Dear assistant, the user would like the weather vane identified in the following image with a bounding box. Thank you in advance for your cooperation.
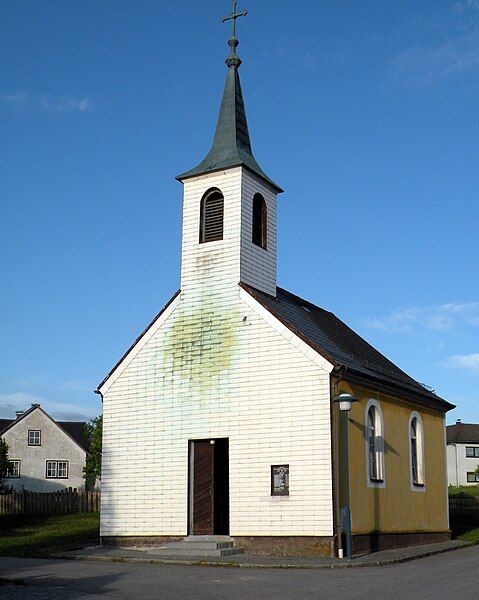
[221,0,248,68]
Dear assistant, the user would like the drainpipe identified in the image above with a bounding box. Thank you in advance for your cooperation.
[454,443,459,486]
[331,365,347,558]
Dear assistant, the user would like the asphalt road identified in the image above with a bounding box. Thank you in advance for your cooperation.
[0,545,478,600]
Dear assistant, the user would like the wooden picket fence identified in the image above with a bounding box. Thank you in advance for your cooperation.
[0,488,100,516]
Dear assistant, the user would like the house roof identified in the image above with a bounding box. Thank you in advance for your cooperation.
[176,35,282,192]
[0,405,90,452]
[0,419,12,433]
[57,421,90,452]
[241,283,454,413]
[447,423,479,444]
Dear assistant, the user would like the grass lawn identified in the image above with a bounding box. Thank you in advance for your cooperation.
[448,485,479,497]
[448,486,479,543]
[0,512,100,558]
[457,527,479,543]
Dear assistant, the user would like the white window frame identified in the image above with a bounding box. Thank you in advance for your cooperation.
[46,460,69,479]
[7,460,21,478]
[28,430,41,446]
[409,412,426,491]
[57,461,69,479]
[365,399,385,489]
[46,460,57,478]
[467,472,479,483]
[466,446,479,458]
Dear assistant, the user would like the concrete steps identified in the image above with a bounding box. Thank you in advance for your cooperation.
[152,536,244,558]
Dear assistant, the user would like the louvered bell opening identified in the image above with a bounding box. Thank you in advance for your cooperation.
[200,191,224,243]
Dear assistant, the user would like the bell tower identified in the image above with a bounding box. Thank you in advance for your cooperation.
[176,1,283,298]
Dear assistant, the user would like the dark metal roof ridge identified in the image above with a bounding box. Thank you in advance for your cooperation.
[96,290,181,392]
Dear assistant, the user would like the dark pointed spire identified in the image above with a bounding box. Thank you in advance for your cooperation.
[176,3,282,193]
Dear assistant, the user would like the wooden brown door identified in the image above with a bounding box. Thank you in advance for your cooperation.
[192,441,214,535]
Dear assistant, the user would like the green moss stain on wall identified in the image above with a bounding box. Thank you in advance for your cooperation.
[162,296,239,397]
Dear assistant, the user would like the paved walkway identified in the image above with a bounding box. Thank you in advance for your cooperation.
[58,539,466,568]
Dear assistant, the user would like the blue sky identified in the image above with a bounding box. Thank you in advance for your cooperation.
[1,0,478,423]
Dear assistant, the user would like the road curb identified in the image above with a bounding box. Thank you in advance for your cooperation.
[54,540,472,569]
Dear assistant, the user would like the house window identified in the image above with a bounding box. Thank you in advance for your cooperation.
[46,461,57,478]
[466,447,479,458]
[57,461,69,478]
[252,193,267,249]
[7,460,20,478]
[199,188,224,243]
[467,472,479,483]
[410,414,425,487]
[366,404,384,482]
[46,461,69,479]
[28,430,41,446]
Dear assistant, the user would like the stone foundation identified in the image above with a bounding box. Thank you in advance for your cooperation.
[101,535,335,556]
[233,536,335,557]
[101,536,183,548]
[101,531,451,557]
[351,531,451,555]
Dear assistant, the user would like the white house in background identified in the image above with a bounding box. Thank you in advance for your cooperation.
[0,403,90,492]
[446,421,479,486]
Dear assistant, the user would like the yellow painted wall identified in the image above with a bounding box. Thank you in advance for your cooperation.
[336,381,449,534]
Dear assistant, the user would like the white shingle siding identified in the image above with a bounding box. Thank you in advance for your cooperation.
[239,170,277,296]
[101,287,334,537]
[100,166,334,538]
[180,168,277,297]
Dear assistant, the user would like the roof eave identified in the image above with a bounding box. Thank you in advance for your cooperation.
[339,369,455,413]
[176,163,284,194]
[96,290,181,393]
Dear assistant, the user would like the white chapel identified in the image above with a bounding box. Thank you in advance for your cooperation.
[97,4,452,557]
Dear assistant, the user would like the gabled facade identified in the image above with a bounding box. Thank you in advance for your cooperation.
[1,404,89,492]
[446,421,479,486]
[98,10,453,556]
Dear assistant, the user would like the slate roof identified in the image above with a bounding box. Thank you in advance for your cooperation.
[176,53,282,192]
[57,421,90,452]
[242,283,454,412]
[447,423,479,444]
[0,419,12,434]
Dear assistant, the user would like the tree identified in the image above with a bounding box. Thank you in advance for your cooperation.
[0,439,13,495]
[83,415,102,489]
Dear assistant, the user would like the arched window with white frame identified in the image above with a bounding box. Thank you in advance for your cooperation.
[409,412,425,489]
[365,399,385,488]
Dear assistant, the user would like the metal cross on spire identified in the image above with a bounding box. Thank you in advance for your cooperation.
[221,0,248,38]
[221,0,248,68]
